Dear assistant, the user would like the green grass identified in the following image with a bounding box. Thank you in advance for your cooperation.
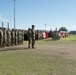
[24,34,76,44]
[0,34,76,75]
[0,51,76,75]
[40,34,76,44]
[60,34,76,41]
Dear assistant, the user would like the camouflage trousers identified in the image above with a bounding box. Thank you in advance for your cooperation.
[7,38,11,46]
[32,36,35,48]
[11,37,15,46]
[28,36,32,47]
[0,39,3,47]
[15,37,18,45]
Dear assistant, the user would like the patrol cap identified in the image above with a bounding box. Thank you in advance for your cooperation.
[28,28,30,30]
[32,25,35,27]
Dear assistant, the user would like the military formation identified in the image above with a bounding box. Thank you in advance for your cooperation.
[0,27,24,48]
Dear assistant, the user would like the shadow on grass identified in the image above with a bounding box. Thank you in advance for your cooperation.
[0,46,30,52]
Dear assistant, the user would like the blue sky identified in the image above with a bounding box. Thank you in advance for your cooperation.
[0,0,76,31]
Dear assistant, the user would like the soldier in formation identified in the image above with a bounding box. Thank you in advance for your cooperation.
[0,27,3,47]
[7,28,11,46]
[18,29,20,45]
[28,28,32,48]
[11,29,15,46]
[2,28,5,47]
[0,27,24,48]
[21,30,24,44]
[15,29,18,45]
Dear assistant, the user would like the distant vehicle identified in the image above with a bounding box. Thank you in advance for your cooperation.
[69,31,76,34]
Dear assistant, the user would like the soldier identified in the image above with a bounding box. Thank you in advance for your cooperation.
[19,30,22,45]
[20,29,22,45]
[28,28,32,48]
[11,29,15,46]
[15,29,18,46]
[20,30,24,44]
[0,28,3,48]
[52,31,55,41]
[18,29,22,45]
[18,29,20,45]
[3,28,6,47]
[7,28,11,46]
[31,25,36,49]
[22,30,24,44]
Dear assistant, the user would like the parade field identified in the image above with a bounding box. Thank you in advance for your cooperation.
[0,34,76,75]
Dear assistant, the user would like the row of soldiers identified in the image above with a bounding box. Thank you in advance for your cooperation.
[0,27,24,48]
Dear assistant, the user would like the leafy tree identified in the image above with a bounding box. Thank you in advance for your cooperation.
[59,27,67,31]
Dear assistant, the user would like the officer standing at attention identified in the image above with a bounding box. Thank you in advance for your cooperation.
[28,28,32,48]
[31,25,36,49]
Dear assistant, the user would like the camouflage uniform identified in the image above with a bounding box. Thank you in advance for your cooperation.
[11,29,15,46]
[22,30,24,44]
[28,28,32,48]
[20,30,24,44]
[18,29,20,45]
[15,29,18,45]
[31,25,35,48]
[7,29,11,46]
[20,30,22,44]
[3,28,6,47]
[0,28,3,47]
[52,31,55,41]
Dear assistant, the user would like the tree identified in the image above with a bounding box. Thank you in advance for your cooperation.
[59,27,67,31]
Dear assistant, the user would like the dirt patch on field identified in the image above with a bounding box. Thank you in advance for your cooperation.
[34,44,76,61]
[0,43,76,61]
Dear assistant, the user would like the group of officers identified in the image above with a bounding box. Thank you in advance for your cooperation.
[28,25,36,49]
[52,31,60,41]
[0,27,24,48]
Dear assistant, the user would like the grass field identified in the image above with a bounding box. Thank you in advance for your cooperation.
[24,34,76,44]
[0,34,76,75]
